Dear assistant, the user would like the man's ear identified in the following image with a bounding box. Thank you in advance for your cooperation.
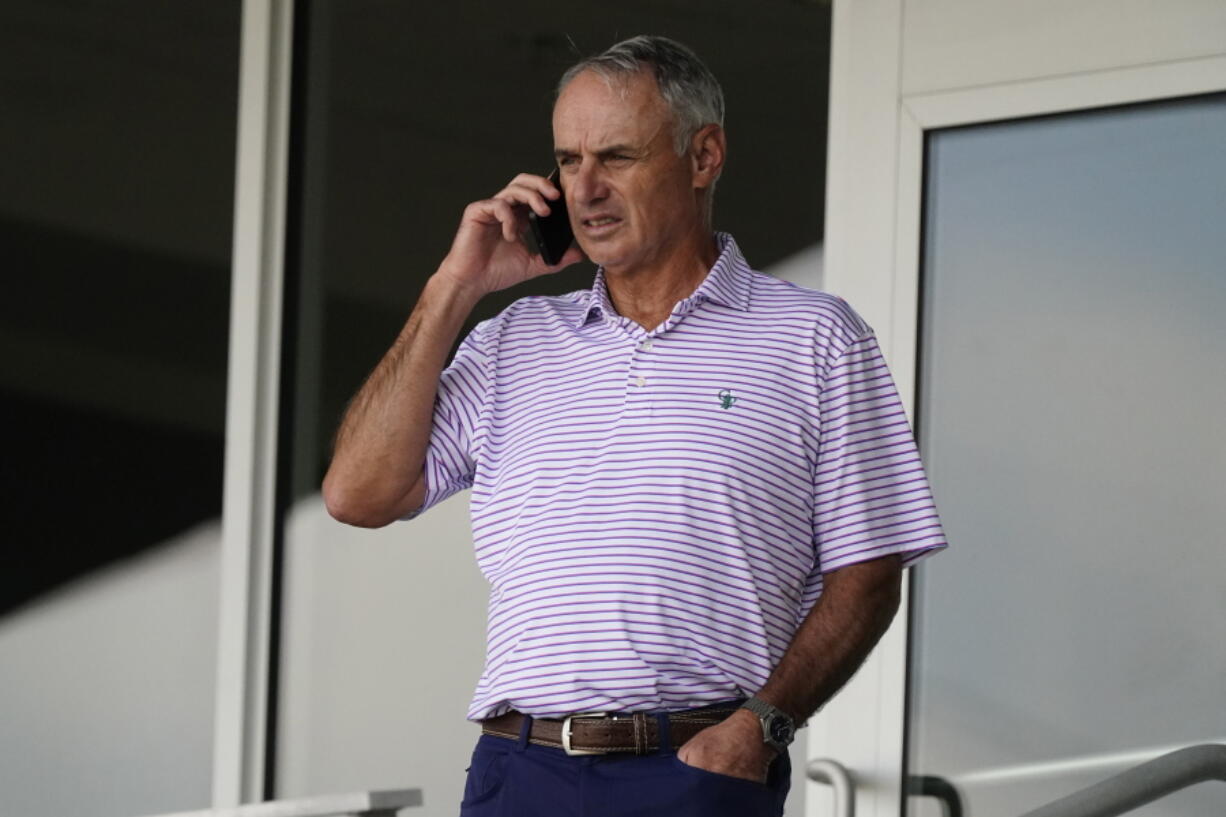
[690,123,726,191]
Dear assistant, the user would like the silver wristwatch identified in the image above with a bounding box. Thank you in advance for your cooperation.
[740,696,797,753]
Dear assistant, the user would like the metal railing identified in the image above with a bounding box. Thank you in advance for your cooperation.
[1018,743,1226,817]
[807,744,1225,817]
[807,758,856,817]
[907,774,964,817]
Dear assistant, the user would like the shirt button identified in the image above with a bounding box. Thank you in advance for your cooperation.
[642,339,654,351]
[635,376,646,387]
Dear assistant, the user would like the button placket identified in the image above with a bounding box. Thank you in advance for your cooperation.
[629,344,648,391]
[628,330,664,423]
[626,332,656,417]
[630,331,657,389]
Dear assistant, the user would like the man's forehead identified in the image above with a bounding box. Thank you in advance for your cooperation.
[552,69,671,148]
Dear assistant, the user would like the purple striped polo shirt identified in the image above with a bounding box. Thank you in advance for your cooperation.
[406,232,947,721]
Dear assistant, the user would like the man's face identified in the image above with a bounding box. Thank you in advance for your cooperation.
[552,69,702,273]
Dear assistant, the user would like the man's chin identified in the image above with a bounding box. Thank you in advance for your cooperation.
[574,240,618,270]
[576,235,647,274]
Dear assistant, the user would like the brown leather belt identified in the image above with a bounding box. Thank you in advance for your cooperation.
[481,705,742,756]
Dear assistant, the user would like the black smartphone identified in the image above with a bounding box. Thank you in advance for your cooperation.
[527,168,574,266]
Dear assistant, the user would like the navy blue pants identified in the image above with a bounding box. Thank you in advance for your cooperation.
[459,707,791,816]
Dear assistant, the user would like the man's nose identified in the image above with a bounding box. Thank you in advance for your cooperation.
[571,160,609,206]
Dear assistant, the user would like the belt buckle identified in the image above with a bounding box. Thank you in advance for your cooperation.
[561,711,609,756]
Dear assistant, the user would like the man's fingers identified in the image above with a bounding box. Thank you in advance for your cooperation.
[455,172,567,264]
[508,172,560,200]
[493,172,562,216]
[488,199,521,242]
[493,181,555,217]
[465,198,523,242]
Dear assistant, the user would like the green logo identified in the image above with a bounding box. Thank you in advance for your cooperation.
[718,389,737,409]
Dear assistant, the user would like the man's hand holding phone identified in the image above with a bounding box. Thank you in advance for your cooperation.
[436,171,583,300]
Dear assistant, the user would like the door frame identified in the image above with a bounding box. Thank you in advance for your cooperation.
[809,3,1226,814]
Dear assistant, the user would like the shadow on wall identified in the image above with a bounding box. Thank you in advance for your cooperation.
[0,216,229,617]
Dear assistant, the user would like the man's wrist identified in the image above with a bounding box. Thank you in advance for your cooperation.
[428,267,488,309]
[726,709,781,756]
[739,696,798,753]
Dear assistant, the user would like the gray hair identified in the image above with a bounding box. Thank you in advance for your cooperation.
[557,35,725,156]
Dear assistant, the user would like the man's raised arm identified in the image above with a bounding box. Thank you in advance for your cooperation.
[322,273,481,527]
[322,173,583,528]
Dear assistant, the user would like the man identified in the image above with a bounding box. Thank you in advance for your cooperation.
[323,35,946,816]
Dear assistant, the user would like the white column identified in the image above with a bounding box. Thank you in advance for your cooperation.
[214,0,294,806]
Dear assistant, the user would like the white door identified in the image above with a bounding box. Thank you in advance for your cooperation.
[809,44,1226,817]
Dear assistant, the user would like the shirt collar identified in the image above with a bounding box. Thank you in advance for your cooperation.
[576,232,753,327]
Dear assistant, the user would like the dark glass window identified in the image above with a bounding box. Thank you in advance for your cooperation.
[0,3,241,815]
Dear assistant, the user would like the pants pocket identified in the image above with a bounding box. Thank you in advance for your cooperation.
[460,737,511,812]
[669,752,790,817]
[671,754,773,790]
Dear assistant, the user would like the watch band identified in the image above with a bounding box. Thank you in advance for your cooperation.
[740,696,797,751]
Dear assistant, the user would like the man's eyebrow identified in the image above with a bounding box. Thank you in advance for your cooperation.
[553,144,639,160]
[597,144,638,156]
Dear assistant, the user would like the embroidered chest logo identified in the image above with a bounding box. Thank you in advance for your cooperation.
[717,389,737,409]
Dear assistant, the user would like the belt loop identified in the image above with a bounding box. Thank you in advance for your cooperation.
[632,712,647,755]
[654,712,673,756]
[515,712,533,753]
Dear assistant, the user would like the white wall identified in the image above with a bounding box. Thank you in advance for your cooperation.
[274,493,487,814]
[0,523,219,817]
[899,0,1226,95]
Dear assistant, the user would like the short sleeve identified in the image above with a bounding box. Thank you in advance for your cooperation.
[400,321,492,521]
[799,325,947,608]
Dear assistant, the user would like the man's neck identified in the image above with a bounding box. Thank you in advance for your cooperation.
[603,231,721,332]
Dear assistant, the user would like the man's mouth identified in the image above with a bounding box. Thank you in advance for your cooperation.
[581,215,621,228]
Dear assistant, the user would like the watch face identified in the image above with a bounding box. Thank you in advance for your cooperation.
[768,716,794,745]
